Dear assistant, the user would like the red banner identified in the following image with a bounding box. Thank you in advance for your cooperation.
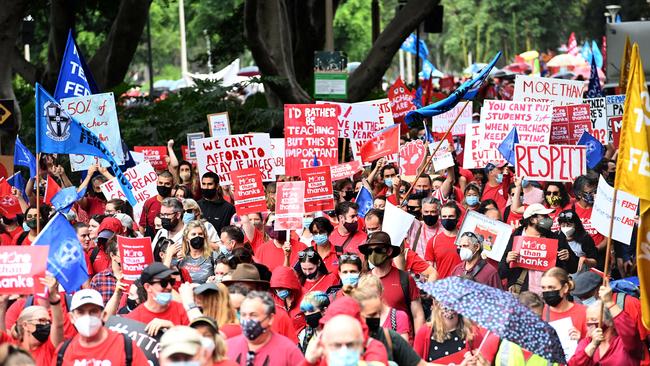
[360,125,400,163]
[330,161,363,181]
[284,104,340,177]
[399,140,426,176]
[388,77,416,126]
[301,166,334,213]
[117,236,154,284]
[275,181,305,231]
[134,146,168,171]
[510,236,557,272]
[0,246,49,295]
[550,104,592,145]
[231,168,267,216]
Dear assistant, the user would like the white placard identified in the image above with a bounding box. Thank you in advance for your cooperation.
[100,161,158,223]
[456,210,512,262]
[270,138,285,176]
[207,112,231,136]
[592,176,638,245]
[383,201,415,248]
[431,101,473,136]
[513,75,586,106]
[514,144,586,182]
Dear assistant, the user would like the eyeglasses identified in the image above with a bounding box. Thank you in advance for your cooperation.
[298,251,316,260]
[545,191,560,197]
[339,253,359,261]
[461,231,483,244]
[559,211,574,220]
[151,278,176,288]
[407,206,421,211]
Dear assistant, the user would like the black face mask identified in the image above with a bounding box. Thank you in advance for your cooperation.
[189,236,205,249]
[343,191,355,201]
[2,217,15,225]
[440,218,458,231]
[126,297,138,310]
[25,219,38,230]
[305,271,319,280]
[422,215,439,227]
[161,217,178,231]
[343,221,358,235]
[201,188,217,200]
[157,185,172,198]
[365,317,381,333]
[408,209,422,220]
[32,323,51,343]
[542,290,563,307]
[265,226,287,242]
[305,312,322,329]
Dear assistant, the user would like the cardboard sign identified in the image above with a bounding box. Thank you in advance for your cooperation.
[0,155,13,179]
[510,236,558,271]
[583,97,608,145]
[207,112,231,136]
[316,101,382,139]
[514,144,586,182]
[388,77,416,124]
[550,104,592,145]
[275,181,305,230]
[513,75,586,106]
[330,160,363,181]
[186,132,205,159]
[399,140,426,175]
[231,168,267,216]
[592,176,639,245]
[431,101,473,136]
[606,94,625,147]
[357,98,394,126]
[61,92,125,171]
[383,202,415,248]
[0,246,48,295]
[270,138,285,176]
[480,100,552,149]
[195,133,274,186]
[463,123,505,169]
[181,145,195,165]
[105,316,160,366]
[456,210,512,262]
[284,104,340,176]
[301,166,334,213]
[100,161,158,223]
[117,236,153,284]
[133,146,168,171]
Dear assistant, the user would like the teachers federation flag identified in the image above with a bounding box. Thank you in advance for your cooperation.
[613,43,650,328]
[53,30,98,100]
[35,83,137,206]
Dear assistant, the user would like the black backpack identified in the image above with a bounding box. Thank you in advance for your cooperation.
[56,333,132,366]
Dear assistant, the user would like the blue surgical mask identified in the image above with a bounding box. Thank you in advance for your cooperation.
[341,273,360,286]
[496,174,503,184]
[220,245,231,257]
[384,178,393,188]
[276,289,290,299]
[22,222,30,232]
[155,292,172,306]
[313,233,328,246]
[182,212,195,224]
[465,196,479,206]
[581,296,597,307]
[521,178,530,188]
[329,347,361,366]
[303,217,314,229]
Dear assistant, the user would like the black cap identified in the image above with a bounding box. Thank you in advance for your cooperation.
[572,271,603,298]
[193,282,219,295]
[140,262,179,284]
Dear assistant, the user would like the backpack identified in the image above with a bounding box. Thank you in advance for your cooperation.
[15,231,30,246]
[398,269,413,323]
[56,333,132,366]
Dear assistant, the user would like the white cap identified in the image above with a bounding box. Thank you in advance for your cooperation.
[70,289,105,311]
[523,203,555,219]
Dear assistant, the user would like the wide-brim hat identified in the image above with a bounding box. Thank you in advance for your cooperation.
[358,232,400,258]
[221,263,270,289]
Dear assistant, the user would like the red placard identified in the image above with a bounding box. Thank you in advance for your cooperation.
[509,236,557,271]
[609,116,623,148]
[117,236,154,284]
[399,140,426,175]
[181,145,196,165]
[301,166,334,213]
[439,76,455,91]
[274,181,305,231]
[388,77,416,125]
[231,168,267,216]
[360,124,400,163]
[0,246,49,295]
[330,161,363,181]
[284,104,340,177]
[134,146,168,170]
[550,104,592,145]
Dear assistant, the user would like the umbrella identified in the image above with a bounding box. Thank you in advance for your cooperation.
[546,53,586,68]
[503,62,531,74]
[237,65,259,77]
[519,50,539,61]
[419,276,566,364]
[573,65,606,80]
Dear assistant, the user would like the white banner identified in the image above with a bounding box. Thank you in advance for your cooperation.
[431,101,473,136]
[100,161,158,223]
[592,176,638,245]
[514,144,586,182]
[513,75,586,106]
[456,210,513,262]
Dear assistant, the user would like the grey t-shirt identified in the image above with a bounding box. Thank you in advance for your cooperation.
[180,255,214,284]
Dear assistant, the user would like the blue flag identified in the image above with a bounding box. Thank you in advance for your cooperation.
[35,83,137,206]
[420,59,438,79]
[51,186,87,213]
[591,40,603,69]
[14,136,37,178]
[577,131,605,169]
[413,86,423,109]
[581,41,592,64]
[355,186,373,219]
[405,51,501,124]
[586,55,603,98]
[312,154,319,167]
[53,30,98,100]
[498,128,519,166]
[423,121,434,144]
[33,213,89,292]
[7,173,28,202]
[400,34,429,59]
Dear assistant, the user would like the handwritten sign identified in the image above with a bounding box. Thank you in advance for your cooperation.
[0,246,48,295]
[510,236,557,271]
[592,176,638,245]
[100,161,158,223]
[606,94,625,147]
[207,112,231,136]
[301,166,334,213]
[357,98,394,126]
[388,77,416,124]
[514,144,586,182]
[275,181,305,231]
[133,146,168,171]
[456,210,512,262]
[316,101,382,139]
[284,104,340,176]
[61,92,124,171]
[117,236,153,284]
[431,101,473,136]
[195,133,274,186]
[550,104,592,145]
[513,75,586,105]
[231,168,267,216]
[463,123,504,169]
[480,100,552,149]
[399,140,426,175]
[583,97,608,145]
[330,160,363,181]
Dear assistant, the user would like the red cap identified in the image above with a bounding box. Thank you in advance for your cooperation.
[97,217,124,236]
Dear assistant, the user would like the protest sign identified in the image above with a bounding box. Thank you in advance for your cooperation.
[383,202,415,248]
[106,316,160,366]
[0,246,48,295]
[360,125,400,164]
[388,77,416,125]
[316,101,382,139]
[431,101,473,136]
[480,100,552,148]
[181,145,195,165]
[514,144,586,182]
[100,161,158,223]
[456,210,512,261]
[592,176,638,245]
[330,160,363,181]
[399,140,426,175]
[61,92,124,171]
[510,236,558,271]
[463,123,505,169]
[583,97,608,144]
[606,94,625,147]
[275,181,305,231]
[207,112,231,136]
[231,168,267,216]
[284,104,340,176]
[432,152,455,172]
[549,317,578,361]
[195,133,275,185]
[117,236,153,284]
[186,132,205,159]
[513,75,586,105]
[133,146,168,171]
[550,104,592,145]
[357,98,394,126]
[270,138,285,176]
[301,166,334,212]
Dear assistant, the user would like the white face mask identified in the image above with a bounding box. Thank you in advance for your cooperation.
[561,226,576,238]
[74,315,103,338]
[459,247,474,261]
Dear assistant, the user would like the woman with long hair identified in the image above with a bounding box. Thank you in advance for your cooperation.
[293,248,339,294]
[557,209,599,271]
[193,282,241,339]
[178,220,214,284]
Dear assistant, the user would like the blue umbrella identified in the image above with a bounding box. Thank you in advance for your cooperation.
[419,276,566,364]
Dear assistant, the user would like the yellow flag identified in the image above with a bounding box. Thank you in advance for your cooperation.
[619,36,632,91]
[637,201,650,329]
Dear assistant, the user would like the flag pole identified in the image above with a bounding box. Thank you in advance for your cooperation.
[599,188,618,327]
[399,100,470,207]
[35,153,41,234]
[340,138,347,163]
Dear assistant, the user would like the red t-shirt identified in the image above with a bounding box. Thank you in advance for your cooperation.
[314,245,339,273]
[378,266,419,316]
[0,233,12,245]
[246,228,265,254]
[6,226,24,243]
[221,323,242,339]
[91,248,110,275]
[139,196,162,229]
[328,228,367,256]
[544,302,588,339]
[573,204,605,246]
[424,232,461,279]
[255,239,307,272]
[125,300,189,326]
[12,233,32,246]
[302,273,339,294]
[85,196,107,216]
[227,332,305,366]
[405,248,431,274]
[31,339,55,366]
[53,329,148,366]
[481,181,508,212]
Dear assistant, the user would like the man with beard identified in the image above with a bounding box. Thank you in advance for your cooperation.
[197,172,235,235]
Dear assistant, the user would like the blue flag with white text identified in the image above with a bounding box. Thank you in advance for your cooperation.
[356,186,373,219]
[577,131,605,169]
[53,30,98,100]
[400,34,429,59]
[14,136,37,178]
[498,128,519,166]
[35,83,137,206]
[33,213,89,292]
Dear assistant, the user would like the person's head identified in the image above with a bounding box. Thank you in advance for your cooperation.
[440,201,461,232]
[544,182,570,208]
[189,316,228,363]
[335,179,354,202]
[380,165,398,188]
[364,209,383,235]
[200,172,221,200]
[335,201,359,234]
[247,213,264,231]
[160,197,184,231]
[476,199,498,214]
[0,343,35,365]
[295,248,328,283]
[74,223,92,251]
[90,175,107,197]
[157,171,174,198]
[574,173,598,207]
[414,174,432,196]
[540,267,574,308]
[373,196,386,210]
[178,161,194,183]
[309,217,334,247]
[300,292,330,329]
[522,203,555,234]
[23,205,49,232]
[141,263,179,309]
[359,232,395,268]
[88,214,107,240]
[227,283,250,313]
[239,291,275,343]
[484,162,504,183]
[182,220,211,258]
[173,184,192,200]
[214,257,234,282]
[154,215,163,231]
[406,195,422,219]
[159,326,212,366]
[464,183,482,207]
[106,240,121,274]
[518,291,544,317]
[182,198,203,223]
[321,315,365,366]
[432,176,445,192]
[104,199,127,216]
[421,197,441,227]
[220,225,245,253]
[12,306,51,347]
[350,275,384,335]
[457,232,483,263]
[557,209,586,240]
[338,252,362,292]
[571,271,603,306]
[429,299,473,343]
[69,289,105,339]
[586,299,614,336]
[194,282,237,327]
[484,207,501,220]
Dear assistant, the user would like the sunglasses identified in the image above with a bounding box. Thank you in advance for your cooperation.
[559,211,574,219]
[461,231,482,242]
[339,253,360,261]
[152,278,176,288]
[298,251,316,260]
[545,191,560,196]
[365,246,388,255]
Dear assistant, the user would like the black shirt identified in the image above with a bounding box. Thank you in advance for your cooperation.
[371,328,422,365]
[197,198,236,234]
